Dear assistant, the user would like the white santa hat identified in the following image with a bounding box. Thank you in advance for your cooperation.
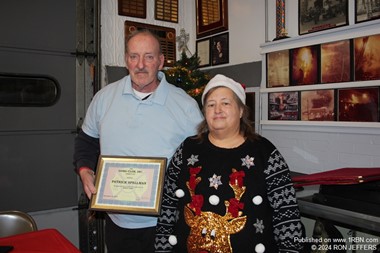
[201,74,246,105]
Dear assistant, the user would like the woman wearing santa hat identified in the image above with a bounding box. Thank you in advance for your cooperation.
[155,74,305,253]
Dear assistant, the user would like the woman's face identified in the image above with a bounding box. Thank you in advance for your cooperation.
[216,41,222,52]
[204,87,243,135]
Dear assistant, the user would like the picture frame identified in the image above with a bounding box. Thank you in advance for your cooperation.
[354,34,380,81]
[90,156,167,216]
[266,49,290,88]
[338,87,379,122]
[211,33,229,66]
[290,45,319,86]
[118,0,146,18]
[355,0,380,23]
[320,40,351,84]
[268,91,299,120]
[300,89,336,121]
[196,0,228,38]
[299,0,348,35]
[196,38,211,68]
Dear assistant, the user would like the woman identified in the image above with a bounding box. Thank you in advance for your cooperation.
[155,74,304,253]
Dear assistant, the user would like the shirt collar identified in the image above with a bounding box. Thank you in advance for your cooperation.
[123,71,169,105]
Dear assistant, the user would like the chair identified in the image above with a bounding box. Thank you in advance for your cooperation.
[0,210,38,237]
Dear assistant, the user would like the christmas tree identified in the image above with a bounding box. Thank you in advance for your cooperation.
[165,51,210,108]
[164,29,210,108]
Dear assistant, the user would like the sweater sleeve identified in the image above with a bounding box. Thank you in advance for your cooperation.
[73,129,100,173]
[264,148,305,252]
[155,143,184,253]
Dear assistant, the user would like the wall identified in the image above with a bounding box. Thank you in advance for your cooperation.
[100,0,264,87]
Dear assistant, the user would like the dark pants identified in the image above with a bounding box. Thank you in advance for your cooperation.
[105,215,156,253]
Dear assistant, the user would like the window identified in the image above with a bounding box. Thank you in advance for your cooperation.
[0,73,60,106]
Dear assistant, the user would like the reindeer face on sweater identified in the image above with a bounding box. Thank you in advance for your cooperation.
[184,206,246,253]
[182,167,247,253]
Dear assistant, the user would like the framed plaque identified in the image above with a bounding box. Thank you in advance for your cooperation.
[90,156,167,216]
[196,38,211,67]
[196,0,228,38]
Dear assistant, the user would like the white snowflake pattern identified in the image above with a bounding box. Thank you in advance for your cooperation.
[241,155,255,169]
[253,219,264,233]
[208,174,222,189]
[187,154,199,165]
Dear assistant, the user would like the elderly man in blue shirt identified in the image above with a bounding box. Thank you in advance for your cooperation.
[73,29,203,253]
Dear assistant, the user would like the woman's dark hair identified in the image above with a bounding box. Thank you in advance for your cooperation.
[196,86,259,142]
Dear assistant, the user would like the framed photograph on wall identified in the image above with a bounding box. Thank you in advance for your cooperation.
[321,40,351,84]
[338,87,379,122]
[266,50,290,88]
[355,0,380,23]
[211,33,229,66]
[354,34,380,81]
[268,91,299,120]
[300,89,336,121]
[196,38,211,68]
[290,45,319,86]
[196,0,228,38]
[299,0,348,35]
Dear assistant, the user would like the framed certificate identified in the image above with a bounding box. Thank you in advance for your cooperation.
[196,38,211,67]
[90,156,167,216]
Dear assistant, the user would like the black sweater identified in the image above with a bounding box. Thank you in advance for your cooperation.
[155,134,304,253]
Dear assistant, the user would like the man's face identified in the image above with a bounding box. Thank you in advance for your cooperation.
[125,33,165,92]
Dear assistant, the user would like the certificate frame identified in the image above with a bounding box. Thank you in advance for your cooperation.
[196,38,211,67]
[90,155,167,216]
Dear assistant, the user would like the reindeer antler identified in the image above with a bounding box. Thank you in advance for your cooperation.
[225,168,246,218]
[186,166,203,214]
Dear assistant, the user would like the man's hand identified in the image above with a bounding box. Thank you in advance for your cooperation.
[79,167,97,199]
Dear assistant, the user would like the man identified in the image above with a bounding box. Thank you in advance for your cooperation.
[73,30,203,253]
